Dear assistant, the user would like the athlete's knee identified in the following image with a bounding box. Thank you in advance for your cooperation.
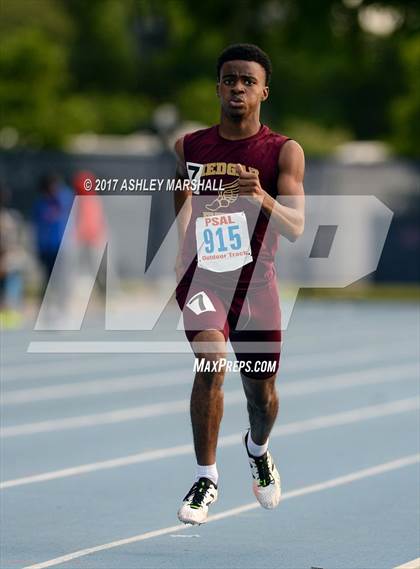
[194,366,225,392]
[235,350,280,381]
[243,375,278,412]
[250,390,278,414]
[193,330,227,389]
[193,330,226,363]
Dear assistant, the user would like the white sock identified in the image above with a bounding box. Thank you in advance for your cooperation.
[247,432,268,457]
[196,463,218,486]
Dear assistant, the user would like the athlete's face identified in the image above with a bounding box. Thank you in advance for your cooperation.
[217,60,269,119]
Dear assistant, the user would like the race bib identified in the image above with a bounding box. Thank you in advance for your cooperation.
[195,212,253,273]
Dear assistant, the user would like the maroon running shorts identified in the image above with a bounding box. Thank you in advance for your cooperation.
[176,279,281,379]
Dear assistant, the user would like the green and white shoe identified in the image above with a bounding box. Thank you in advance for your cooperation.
[177,477,218,525]
[244,430,281,509]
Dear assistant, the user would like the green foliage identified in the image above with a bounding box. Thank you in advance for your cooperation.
[0,27,70,147]
[176,78,219,125]
[280,119,352,157]
[0,0,418,154]
[63,93,153,134]
[0,0,73,40]
[65,0,138,91]
[390,35,420,156]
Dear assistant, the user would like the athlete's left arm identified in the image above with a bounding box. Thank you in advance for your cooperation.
[237,140,305,241]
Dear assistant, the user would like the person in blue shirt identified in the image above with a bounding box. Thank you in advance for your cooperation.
[33,173,74,281]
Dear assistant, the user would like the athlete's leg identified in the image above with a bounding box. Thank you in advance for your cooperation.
[229,278,282,509]
[176,284,228,524]
[191,329,227,465]
[240,371,281,509]
[231,279,281,445]
[241,373,279,445]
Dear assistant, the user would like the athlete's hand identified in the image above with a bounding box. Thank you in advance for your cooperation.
[236,163,266,203]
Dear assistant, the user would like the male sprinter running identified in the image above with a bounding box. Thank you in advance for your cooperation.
[174,44,305,524]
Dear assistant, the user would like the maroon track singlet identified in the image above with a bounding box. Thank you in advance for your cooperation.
[180,124,290,291]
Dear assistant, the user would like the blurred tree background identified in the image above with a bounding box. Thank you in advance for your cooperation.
[0,0,419,155]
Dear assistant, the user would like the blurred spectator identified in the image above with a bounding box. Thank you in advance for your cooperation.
[33,173,74,324]
[33,173,73,283]
[73,171,107,293]
[0,184,28,328]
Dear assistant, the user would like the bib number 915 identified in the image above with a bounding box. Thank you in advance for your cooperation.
[203,224,241,254]
[195,211,252,272]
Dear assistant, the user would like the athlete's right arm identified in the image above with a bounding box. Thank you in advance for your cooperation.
[173,136,192,282]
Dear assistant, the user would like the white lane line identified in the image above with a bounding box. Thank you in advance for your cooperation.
[2,348,418,404]
[1,362,418,437]
[284,344,416,373]
[280,362,418,396]
[394,558,420,569]
[0,391,240,438]
[2,397,418,489]
[19,453,420,569]
[1,353,114,371]
[1,369,192,404]
[1,357,190,383]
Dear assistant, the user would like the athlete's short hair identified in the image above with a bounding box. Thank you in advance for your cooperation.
[217,44,272,84]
